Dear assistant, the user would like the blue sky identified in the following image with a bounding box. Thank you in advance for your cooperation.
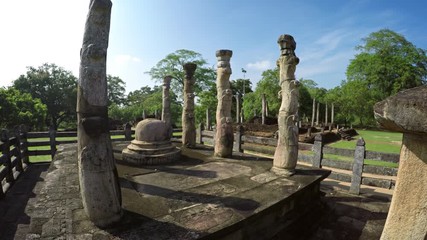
[1,0,426,93]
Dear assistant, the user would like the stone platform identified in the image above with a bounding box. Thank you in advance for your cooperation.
[21,142,330,239]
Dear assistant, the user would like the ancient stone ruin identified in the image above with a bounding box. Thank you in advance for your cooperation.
[374,85,427,240]
[161,75,173,129]
[122,119,180,165]
[214,50,234,157]
[182,63,197,148]
[76,0,122,227]
[272,34,300,176]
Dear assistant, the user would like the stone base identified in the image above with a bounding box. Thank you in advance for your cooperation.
[271,166,296,177]
[121,140,181,165]
[22,143,330,240]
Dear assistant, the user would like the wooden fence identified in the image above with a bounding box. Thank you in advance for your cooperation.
[1,124,399,198]
[0,125,181,198]
[197,125,400,194]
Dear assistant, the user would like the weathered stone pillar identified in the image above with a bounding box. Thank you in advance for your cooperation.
[206,109,211,130]
[262,93,267,125]
[182,63,197,148]
[374,86,427,240]
[236,93,241,124]
[76,0,122,227]
[331,103,335,127]
[272,34,300,176]
[325,103,328,126]
[311,98,316,127]
[316,102,320,126]
[162,75,172,128]
[214,50,234,157]
[142,109,146,119]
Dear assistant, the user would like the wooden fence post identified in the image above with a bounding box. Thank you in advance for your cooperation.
[19,126,29,165]
[1,130,14,183]
[124,122,132,140]
[13,129,24,173]
[49,126,57,160]
[350,137,365,195]
[233,125,243,153]
[312,134,323,168]
[197,123,204,144]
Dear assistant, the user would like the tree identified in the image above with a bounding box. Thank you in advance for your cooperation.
[347,29,427,99]
[242,68,281,120]
[0,87,47,130]
[107,75,126,106]
[13,63,77,129]
[111,85,181,125]
[330,80,379,126]
[146,49,216,101]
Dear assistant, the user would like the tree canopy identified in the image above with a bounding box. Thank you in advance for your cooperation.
[107,75,126,106]
[0,87,47,130]
[347,29,427,99]
[13,63,77,129]
[146,49,216,101]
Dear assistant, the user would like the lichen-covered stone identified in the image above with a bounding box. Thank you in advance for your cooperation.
[77,0,122,228]
[374,86,427,240]
[122,119,180,165]
[214,50,234,157]
[273,35,300,176]
[182,63,197,148]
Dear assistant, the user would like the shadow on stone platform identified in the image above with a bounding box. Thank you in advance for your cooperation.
[15,143,331,239]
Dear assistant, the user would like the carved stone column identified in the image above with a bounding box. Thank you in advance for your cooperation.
[214,50,234,157]
[374,86,427,240]
[182,63,197,148]
[316,102,320,126]
[272,34,300,176]
[76,0,122,227]
[162,75,172,128]
[311,98,316,127]
[236,93,241,124]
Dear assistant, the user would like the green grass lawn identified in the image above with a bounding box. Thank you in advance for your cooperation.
[27,135,134,163]
[329,129,402,154]
[326,129,402,168]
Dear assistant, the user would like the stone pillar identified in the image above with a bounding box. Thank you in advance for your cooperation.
[76,0,122,227]
[142,109,146,119]
[236,93,241,124]
[214,50,234,157]
[162,75,172,128]
[316,102,320,126]
[262,94,267,125]
[182,63,197,148]
[325,103,328,126]
[350,138,365,195]
[331,103,335,128]
[312,135,323,168]
[374,86,427,240]
[311,98,316,127]
[272,34,300,176]
[206,109,211,130]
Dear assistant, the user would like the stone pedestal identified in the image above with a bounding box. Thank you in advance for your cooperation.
[272,34,300,176]
[374,86,427,239]
[214,50,234,157]
[122,119,180,165]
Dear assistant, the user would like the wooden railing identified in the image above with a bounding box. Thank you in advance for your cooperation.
[197,125,400,194]
[0,130,28,198]
[0,126,181,198]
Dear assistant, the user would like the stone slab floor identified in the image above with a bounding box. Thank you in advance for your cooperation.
[0,144,390,240]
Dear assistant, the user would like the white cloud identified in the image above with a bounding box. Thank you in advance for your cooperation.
[113,54,142,65]
[246,60,272,71]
